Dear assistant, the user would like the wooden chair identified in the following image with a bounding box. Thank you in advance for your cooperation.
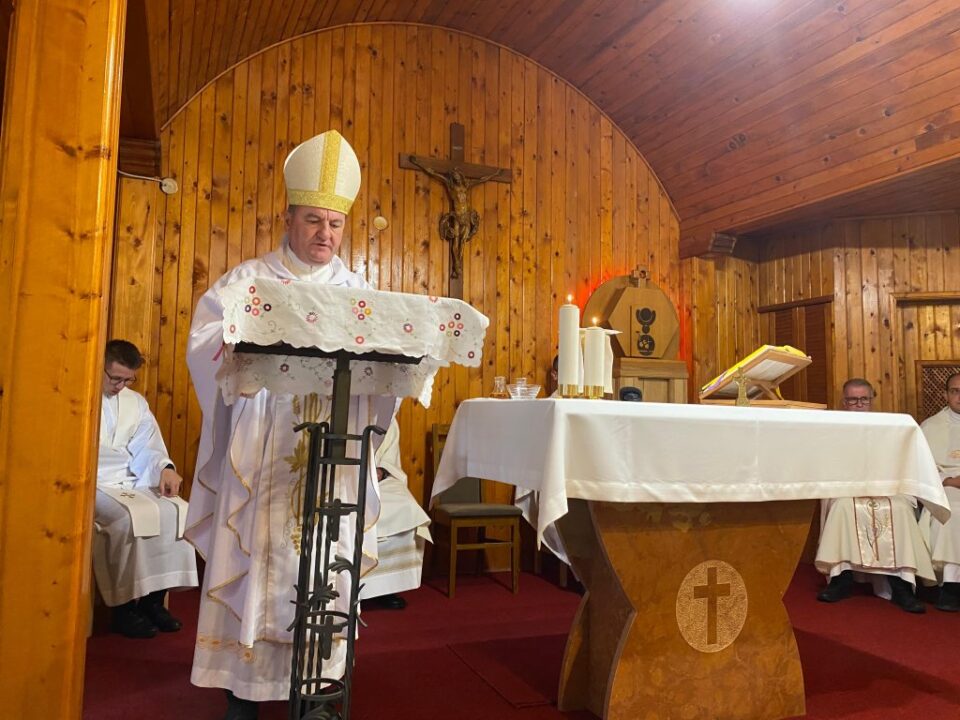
[431,423,522,599]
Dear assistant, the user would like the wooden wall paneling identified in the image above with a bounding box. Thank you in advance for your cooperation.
[944,213,960,358]
[170,97,201,478]
[287,38,305,183]
[860,219,882,401]
[314,28,333,131]
[110,178,161,401]
[184,86,216,486]
[374,26,394,291]
[889,216,911,410]
[534,71,553,387]
[211,75,233,297]
[829,225,847,399]
[507,55,524,376]
[350,25,371,281]
[548,73,567,387]
[495,51,513,385]
[598,115,613,284]
[238,57,258,265]
[874,218,896,410]
[519,55,537,383]
[157,113,184,448]
[463,36,483,404]
[587,105,602,303]
[928,216,954,360]
[254,48,276,260]
[842,221,864,379]
[574,83,591,304]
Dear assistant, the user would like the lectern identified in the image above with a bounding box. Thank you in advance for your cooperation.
[219,277,489,719]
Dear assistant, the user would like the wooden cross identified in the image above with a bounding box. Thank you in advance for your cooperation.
[400,122,511,299]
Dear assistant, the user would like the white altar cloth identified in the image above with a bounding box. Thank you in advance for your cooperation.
[432,399,950,543]
[217,278,488,407]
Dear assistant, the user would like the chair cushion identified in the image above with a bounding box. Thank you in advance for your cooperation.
[436,502,523,518]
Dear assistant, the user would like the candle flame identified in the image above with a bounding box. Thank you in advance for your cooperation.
[592,317,598,326]
[566,294,573,303]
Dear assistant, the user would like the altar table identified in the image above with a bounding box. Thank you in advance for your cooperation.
[432,399,949,720]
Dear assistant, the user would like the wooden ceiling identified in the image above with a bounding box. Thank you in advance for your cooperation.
[123,0,960,256]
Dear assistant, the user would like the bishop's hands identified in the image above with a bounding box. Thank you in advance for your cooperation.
[943,476,960,489]
[159,467,184,497]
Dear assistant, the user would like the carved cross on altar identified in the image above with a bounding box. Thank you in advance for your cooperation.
[400,122,511,299]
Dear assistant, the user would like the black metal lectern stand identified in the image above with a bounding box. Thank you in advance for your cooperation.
[235,342,420,720]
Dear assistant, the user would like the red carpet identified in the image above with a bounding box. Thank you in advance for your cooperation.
[83,567,960,719]
[448,634,568,707]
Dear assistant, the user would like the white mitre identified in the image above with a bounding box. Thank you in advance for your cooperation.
[283,129,361,214]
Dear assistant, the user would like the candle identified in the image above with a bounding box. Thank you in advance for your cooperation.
[558,295,580,391]
[584,323,605,392]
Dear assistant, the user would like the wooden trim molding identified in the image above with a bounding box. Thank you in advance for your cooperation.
[891,291,960,305]
[118,136,161,176]
[758,295,834,314]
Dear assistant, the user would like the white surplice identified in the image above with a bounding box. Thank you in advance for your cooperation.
[919,407,960,583]
[93,389,198,606]
[186,243,397,702]
[814,495,934,596]
[360,419,431,600]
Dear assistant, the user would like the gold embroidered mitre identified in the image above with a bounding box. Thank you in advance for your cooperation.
[283,130,361,214]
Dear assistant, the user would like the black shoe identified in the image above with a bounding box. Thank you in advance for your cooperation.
[817,570,854,603]
[888,576,925,614]
[110,602,158,639]
[139,592,183,632]
[370,593,406,610]
[224,690,259,720]
[935,582,960,612]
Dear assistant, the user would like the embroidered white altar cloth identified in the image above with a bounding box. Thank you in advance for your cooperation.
[216,278,488,406]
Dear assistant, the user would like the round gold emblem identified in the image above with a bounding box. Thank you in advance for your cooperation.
[675,560,748,653]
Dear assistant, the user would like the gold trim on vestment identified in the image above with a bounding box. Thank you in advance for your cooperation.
[205,569,249,622]
[225,402,255,557]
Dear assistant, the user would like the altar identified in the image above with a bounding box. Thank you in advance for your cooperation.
[432,399,949,720]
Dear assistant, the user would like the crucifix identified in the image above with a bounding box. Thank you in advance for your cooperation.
[401,122,511,299]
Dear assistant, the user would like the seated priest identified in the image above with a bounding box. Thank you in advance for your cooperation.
[814,378,932,613]
[185,130,399,720]
[361,418,432,610]
[919,371,960,612]
[94,339,199,638]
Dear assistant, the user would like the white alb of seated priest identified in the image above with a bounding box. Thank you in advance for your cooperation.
[185,129,400,709]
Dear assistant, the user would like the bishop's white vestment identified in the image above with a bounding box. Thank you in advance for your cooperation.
[361,419,431,600]
[919,407,960,584]
[186,244,396,702]
[94,388,199,606]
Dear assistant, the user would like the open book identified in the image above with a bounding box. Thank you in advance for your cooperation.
[699,345,811,401]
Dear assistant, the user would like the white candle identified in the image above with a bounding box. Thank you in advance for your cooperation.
[584,323,605,389]
[558,296,580,389]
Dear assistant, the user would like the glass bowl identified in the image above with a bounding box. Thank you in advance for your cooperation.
[508,383,541,399]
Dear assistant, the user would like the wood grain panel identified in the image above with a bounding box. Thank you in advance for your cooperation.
[753,212,960,414]
[109,178,162,407]
[119,24,682,502]
[0,0,126,715]
[133,2,960,260]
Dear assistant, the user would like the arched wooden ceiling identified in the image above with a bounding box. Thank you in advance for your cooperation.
[124,0,960,257]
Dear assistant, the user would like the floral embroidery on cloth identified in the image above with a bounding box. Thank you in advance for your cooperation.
[216,277,489,408]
